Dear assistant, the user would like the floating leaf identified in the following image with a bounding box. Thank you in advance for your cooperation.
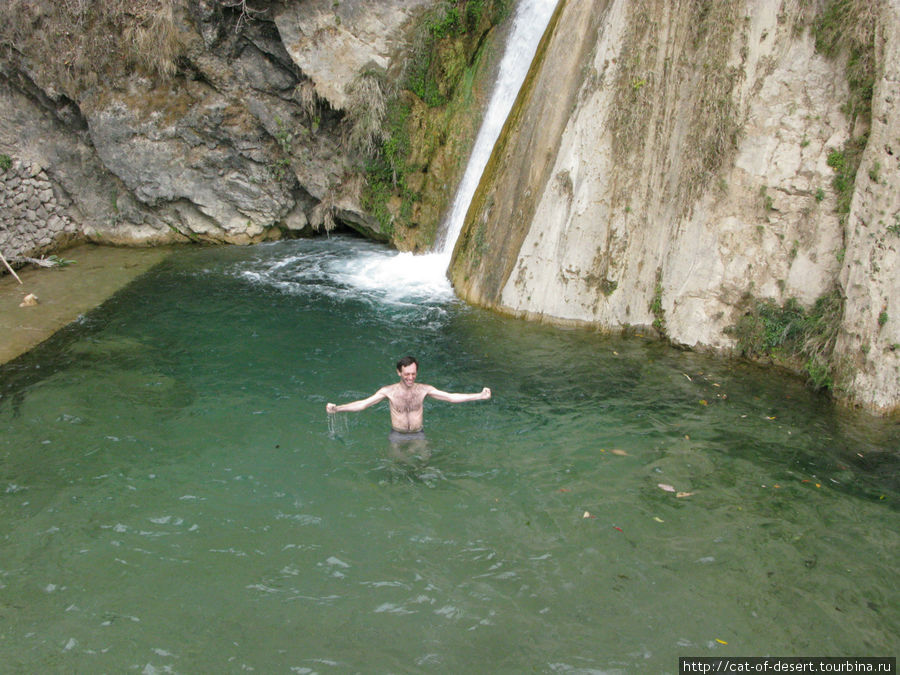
[657,483,676,492]
[611,449,628,456]
[653,517,665,523]
[676,491,694,498]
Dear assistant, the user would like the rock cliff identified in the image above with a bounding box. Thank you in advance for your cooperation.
[449,0,899,414]
[0,0,508,251]
[834,1,900,413]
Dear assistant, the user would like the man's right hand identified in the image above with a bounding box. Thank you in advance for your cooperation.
[326,403,337,413]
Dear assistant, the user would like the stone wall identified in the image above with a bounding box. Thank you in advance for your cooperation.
[0,158,78,263]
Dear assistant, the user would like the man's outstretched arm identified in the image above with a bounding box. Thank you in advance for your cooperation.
[326,389,388,413]
[426,386,491,403]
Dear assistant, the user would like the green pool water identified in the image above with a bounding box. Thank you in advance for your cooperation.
[0,237,897,672]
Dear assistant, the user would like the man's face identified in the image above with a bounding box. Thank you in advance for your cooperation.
[398,363,417,388]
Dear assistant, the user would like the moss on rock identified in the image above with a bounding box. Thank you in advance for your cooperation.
[361,0,512,252]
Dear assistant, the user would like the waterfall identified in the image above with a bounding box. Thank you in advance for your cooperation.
[434,0,558,262]
[330,0,557,298]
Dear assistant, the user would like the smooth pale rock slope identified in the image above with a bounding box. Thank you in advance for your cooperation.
[275,0,433,111]
[450,0,899,414]
[834,3,900,413]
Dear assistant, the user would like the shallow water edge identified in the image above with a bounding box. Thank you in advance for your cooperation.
[0,244,174,365]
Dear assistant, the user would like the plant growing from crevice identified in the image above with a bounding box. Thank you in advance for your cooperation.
[600,278,618,296]
[270,158,292,183]
[759,185,774,212]
[273,117,293,155]
[726,290,844,390]
[814,0,880,225]
[868,160,881,183]
[814,0,879,127]
[888,215,900,237]
[825,136,867,222]
[293,80,321,130]
[650,269,666,335]
[269,117,295,183]
[344,68,390,159]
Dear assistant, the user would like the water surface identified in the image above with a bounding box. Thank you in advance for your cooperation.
[0,237,897,672]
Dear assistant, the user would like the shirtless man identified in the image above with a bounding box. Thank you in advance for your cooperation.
[326,356,491,440]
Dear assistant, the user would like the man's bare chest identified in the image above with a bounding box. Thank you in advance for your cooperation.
[389,386,424,413]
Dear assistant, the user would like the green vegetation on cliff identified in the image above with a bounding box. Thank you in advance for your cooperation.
[360,0,511,251]
[814,0,879,126]
[727,290,844,391]
[726,2,879,396]
[813,0,880,223]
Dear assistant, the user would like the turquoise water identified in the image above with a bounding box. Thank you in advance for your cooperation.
[0,237,897,673]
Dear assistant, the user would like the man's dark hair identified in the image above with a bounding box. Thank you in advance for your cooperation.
[396,355,418,371]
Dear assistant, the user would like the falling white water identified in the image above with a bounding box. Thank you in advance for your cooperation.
[434,0,558,262]
[322,0,557,298]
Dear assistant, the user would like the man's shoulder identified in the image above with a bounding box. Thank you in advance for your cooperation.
[380,382,415,395]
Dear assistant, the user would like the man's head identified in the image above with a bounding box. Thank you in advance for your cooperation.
[396,355,418,387]
[396,355,418,372]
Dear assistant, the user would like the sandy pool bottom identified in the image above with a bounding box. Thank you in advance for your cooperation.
[0,244,173,365]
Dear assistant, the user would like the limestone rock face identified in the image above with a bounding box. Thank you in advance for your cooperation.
[450,0,898,414]
[84,78,293,243]
[0,0,435,248]
[275,0,432,111]
[833,3,900,414]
